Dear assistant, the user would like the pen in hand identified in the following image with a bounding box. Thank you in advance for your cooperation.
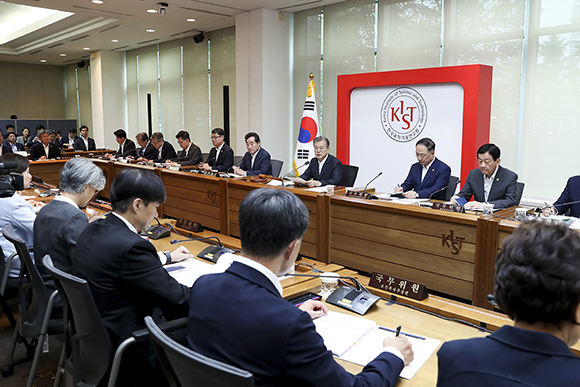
[395,325,401,337]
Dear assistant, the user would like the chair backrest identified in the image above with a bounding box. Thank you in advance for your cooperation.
[444,175,461,201]
[145,316,255,387]
[515,182,525,205]
[202,153,209,162]
[339,164,359,187]
[270,159,283,178]
[234,155,243,167]
[42,255,112,387]
[2,224,49,338]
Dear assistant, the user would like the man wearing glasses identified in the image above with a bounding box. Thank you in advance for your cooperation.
[394,137,451,200]
[200,128,234,172]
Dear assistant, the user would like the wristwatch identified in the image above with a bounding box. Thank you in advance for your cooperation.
[164,251,172,264]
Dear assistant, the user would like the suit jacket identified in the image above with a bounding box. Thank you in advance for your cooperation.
[553,176,580,217]
[188,261,404,387]
[436,325,580,387]
[73,214,189,347]
[34,199,88,276]
[137,141,157,159]
[456,165,518,209]
[207,143,234,172]
[73,136,97,151]
[173,143,203,166]
[1,143,13,155]
[239,147,272,176]
[300,154,342,186]
[114,138,137,158]
[6,142,25,153]
[401,157,451,200]
[29,142,61,160]
[152,141,177,162]
[61,136,77,148]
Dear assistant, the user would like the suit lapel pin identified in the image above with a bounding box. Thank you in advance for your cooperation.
[496,178,500,181]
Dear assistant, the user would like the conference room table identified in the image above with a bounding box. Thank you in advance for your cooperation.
[28,158,523,308]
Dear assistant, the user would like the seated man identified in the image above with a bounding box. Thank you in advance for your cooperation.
[29,130,62,160]
[0,132,12,155]
[300,136,342,187]
[200,128,234,172]
[135,132,157,160]
[111,129,137,158]
[170,130,202,166]
[233,131,272,176]
[147,132,177,163]
[62,127,78,149]
[437,221,580,386]
[74,125,97,151]
[542,176,580,218]
[188,188,413,387]
[394,137,451,199]
[6,132,25,153]
[452,143,518,209]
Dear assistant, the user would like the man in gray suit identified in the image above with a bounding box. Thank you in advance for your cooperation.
[170,130,202,166]
[453,143,518,210]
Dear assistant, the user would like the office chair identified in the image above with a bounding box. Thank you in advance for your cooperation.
[339,165,359,187]
[0,245,19,330]
[515,182,525,205]
[234,156,243,167]
[1,225,62,386]
[444,176,461,201]
[270,159,283,178]
[145,316,255,387]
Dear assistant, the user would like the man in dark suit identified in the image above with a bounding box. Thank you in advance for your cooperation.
[5,133,25,153]
[300,136,342,187]
[233,131,272,176]
[135,132,157,160]
[29,130,62,160]
[188,188,413,387]
[111,129,137,158]
[200,127,234,172]
[394,138,451,200]
[62,128,78,149]
[170,130,202,166]
[542,176,580,218]
[0,132,13,155]
[453,143,518,209]
[73,125,97,151]
[143,131,177,163]
[73,168,192,385]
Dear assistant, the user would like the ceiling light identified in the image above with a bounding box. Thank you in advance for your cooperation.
[147,9,157,13]
[111,39,119,43]
[187,18,196,22]
[146,29,155,33]
[91,0,104,4]
[40,59,47,62]
[83,47,91,50]
[60,53,66,57]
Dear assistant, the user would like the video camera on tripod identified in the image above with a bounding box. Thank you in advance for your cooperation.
[0,161,24,198]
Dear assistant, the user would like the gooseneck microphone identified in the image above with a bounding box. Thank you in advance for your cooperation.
[539,200,580,214]
[284,272,365,292]
[282,161,310,179]
[428,179,461,203]
[362,171,383,194]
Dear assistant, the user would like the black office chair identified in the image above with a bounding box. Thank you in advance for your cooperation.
[202,153,209,162]
[515,182,525,205]
[1,225,62,386]
[270,159,283,178]
[234,156,243,167]
[0,245,19,330]
[339,165,359,187]
[145,316,255,387]
[444,175,461,201]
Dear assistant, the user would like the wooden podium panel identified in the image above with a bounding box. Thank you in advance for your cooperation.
[329,196,481,301]
[226,179,323,260]
[29,160,65,185]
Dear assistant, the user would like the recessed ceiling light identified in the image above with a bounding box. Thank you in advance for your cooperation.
[187,18,196,22]
[92,0,104,4]
[60,53,66,57]
[40,59,47,63]
[147,9,157,13]
[146,29,155,33]
[111,39,119,43]
[83,47,91,50]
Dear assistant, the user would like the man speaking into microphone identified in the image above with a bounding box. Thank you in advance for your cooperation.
[394,138,451,200]
[187,188,413,387]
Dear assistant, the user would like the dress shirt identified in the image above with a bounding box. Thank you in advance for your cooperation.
[119,139,126,155]
[234,256,284,296]
[10,143,18,153]
[421,159,435,182]
[250,151,258,169]
[184,143,192,157]
[215,143,224,163]
[53,195,79,209]
[43,143,50,158]
[483,168,499,202]
[82,137,89,150]
[318,155,328,174]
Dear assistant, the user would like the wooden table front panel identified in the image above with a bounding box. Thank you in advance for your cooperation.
[29,160,66,185]
[329,196,480,301]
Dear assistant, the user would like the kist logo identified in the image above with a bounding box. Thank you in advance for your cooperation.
[380,87,427,143]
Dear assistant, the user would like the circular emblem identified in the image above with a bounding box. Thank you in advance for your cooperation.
[380,87,427,143]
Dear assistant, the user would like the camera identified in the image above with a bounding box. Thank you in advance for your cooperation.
[158,2,168,15]
[0,174,24,198]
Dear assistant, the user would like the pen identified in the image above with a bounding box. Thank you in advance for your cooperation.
[378,326,426,340]
[395,325,401,337]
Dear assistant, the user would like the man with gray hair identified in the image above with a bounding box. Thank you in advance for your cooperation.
[146,131,177,163]
[34,158,106,274]
[29,129,61,160]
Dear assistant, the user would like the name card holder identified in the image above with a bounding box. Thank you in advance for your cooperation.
[432,203,465,213]
[344,191,372,200]
[175,218,204,233]
[369,272,428,301]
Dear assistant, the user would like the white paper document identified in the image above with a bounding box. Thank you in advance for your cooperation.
[313,311,440,380]
[164,253,236,287]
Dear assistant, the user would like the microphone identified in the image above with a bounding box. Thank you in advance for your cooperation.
[539,200,580,214]
[0,161,18,170]
[362,171,382,194]
[170,236,223,247]
[428,179,461,203]
[487,294,497,306]
[284,272,364,292]
[282,161,310,179]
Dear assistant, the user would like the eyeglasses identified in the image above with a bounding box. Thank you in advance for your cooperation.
[210,136,222,140]
[415,152,431,159]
